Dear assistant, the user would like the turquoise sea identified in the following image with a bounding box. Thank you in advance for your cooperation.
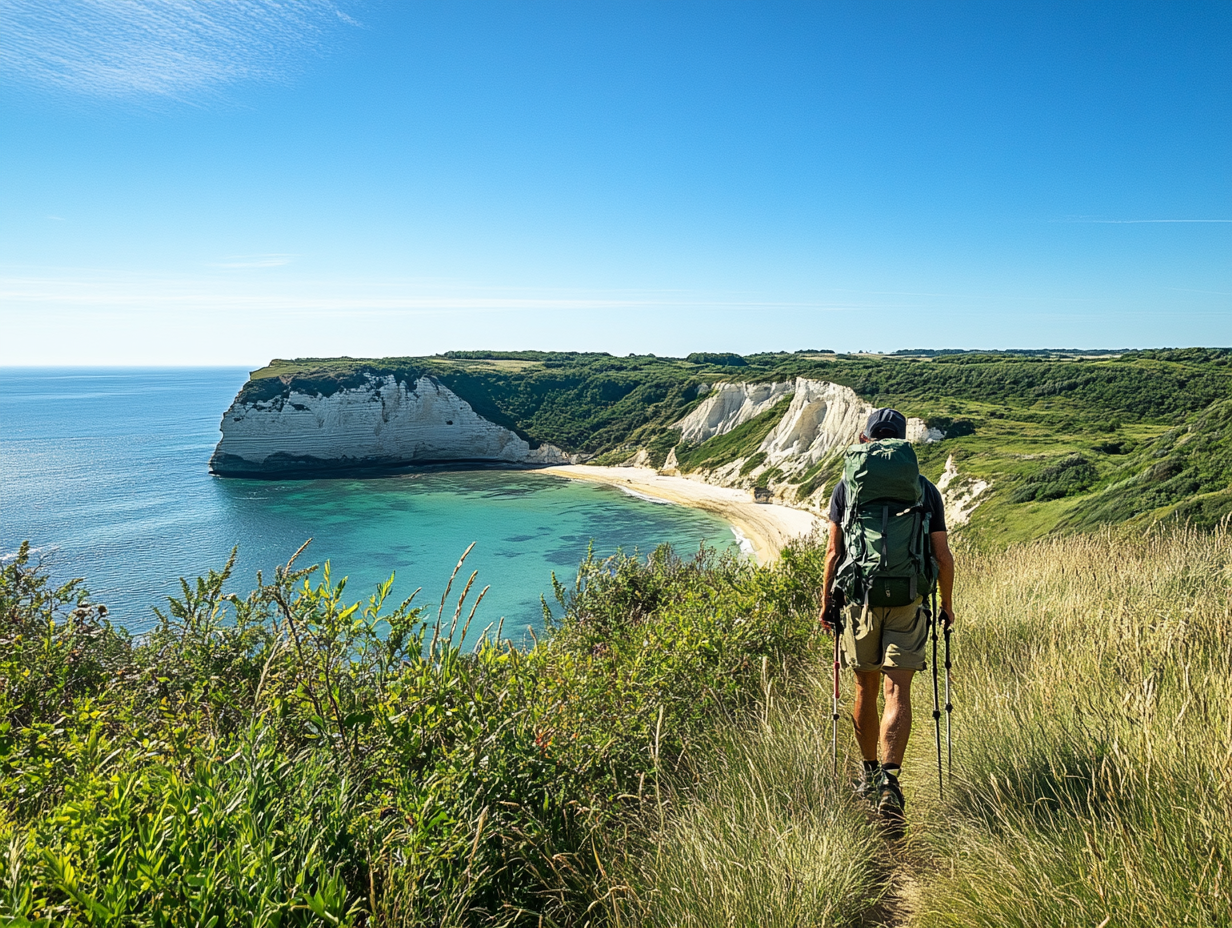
[0,368,739,641]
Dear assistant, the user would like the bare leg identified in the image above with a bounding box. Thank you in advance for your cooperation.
[881,669,915,765]
[852,670,881,762]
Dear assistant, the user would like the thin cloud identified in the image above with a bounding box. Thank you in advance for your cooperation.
[209,254,298,268]
[1056,218,1232,224]
[0,0,362,98]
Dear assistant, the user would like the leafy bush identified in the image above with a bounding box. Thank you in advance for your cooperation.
[754,467,784,489]
[684,352,747,367]
[646,430,681,469]
[0,539,824,926]
[1009,454,1097,503]
[794,459,839,502]
[738,451,767,477]
[925,416,976,439]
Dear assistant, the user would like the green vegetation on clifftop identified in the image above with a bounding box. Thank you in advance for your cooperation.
[235,349,1232,536]
[6,522,1228,924]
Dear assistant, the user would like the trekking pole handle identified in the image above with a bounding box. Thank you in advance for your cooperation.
[822,590,846,635]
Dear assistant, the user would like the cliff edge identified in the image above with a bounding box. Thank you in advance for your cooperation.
[210,372,578,477]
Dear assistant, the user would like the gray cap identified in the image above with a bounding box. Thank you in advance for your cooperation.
[863,408,907,440]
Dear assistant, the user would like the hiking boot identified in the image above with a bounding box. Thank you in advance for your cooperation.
[876,770,906,824]
[854,765,880,806]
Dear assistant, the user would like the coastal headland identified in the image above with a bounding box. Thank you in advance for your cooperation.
[537,464,822,564]
[209,349,1232,543]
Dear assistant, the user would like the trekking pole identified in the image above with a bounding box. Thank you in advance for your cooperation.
[827,597,844,776]
[832,621,840,775]
[943,618,953,784]
[929,591,944,801]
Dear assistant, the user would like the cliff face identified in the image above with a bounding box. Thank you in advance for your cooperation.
[669,377,971,515]
[676,381,795,443]
[676,377,941,474]
[760,378,942,470]
[210,367,969,516]
[210,374,576,477]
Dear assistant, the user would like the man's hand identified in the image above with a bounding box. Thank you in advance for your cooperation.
[819,590,845,633]
[940,603,955,630]
[820,519,844,633]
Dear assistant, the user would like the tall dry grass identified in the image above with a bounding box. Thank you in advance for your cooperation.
[914,524,1232,926]
[622,677,883,928]
[621,525,1232,927]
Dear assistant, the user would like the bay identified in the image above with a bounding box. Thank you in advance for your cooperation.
[0,368,739,641]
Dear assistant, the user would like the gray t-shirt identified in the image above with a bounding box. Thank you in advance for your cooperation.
[828,478,947,533]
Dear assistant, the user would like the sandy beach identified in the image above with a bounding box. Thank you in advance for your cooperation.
[537,465,822,564]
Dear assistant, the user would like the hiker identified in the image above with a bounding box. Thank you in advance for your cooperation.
[819,408,955,823]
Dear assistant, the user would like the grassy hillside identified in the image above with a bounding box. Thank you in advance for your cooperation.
[234,349,1232,536]
[6,523,1228,924]
[612,525,1232,927]
[905,525,1232,927]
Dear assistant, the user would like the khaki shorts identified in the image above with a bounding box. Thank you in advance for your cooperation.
[840,597,929,673]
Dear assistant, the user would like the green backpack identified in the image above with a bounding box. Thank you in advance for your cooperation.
[834,439,938,608]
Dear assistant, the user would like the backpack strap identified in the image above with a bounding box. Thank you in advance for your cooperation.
[917,474,937,585]
[835,475,865,599]
[880,504,890,567]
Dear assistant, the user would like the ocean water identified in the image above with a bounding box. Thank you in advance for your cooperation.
[0,368,740,642]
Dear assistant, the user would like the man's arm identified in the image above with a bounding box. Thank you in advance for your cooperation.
[930,530,955,627]
[819,520,843,628]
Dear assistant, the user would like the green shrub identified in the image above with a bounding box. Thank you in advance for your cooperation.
[754,466,784,489]
[925,416,976,439]
[1009,454,1097,503]
[646,430,681,469]
[738,451,767,477]
[684,352,747,367]
[0,538,824,926]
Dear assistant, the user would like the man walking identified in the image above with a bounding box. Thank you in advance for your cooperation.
[820,408,955,823]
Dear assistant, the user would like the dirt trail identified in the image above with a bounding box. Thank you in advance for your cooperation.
[862,834,928,927]
[848,732,950,926]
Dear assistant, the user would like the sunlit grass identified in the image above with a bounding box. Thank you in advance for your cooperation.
[623,526,1232,927]
[623,679,883,928]
[914,525,1232,926]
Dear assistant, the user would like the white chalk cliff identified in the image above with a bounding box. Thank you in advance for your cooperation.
[936,455,990,527]
[210,374,576,476]
[677,377,941,473]
[676,381,795,443]
[759,379,942,470]
[669,377,985,517]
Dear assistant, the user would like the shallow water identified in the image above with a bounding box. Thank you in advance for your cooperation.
[0,368,739,640]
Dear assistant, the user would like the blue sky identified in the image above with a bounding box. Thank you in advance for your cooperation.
[1,1,1229,365]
